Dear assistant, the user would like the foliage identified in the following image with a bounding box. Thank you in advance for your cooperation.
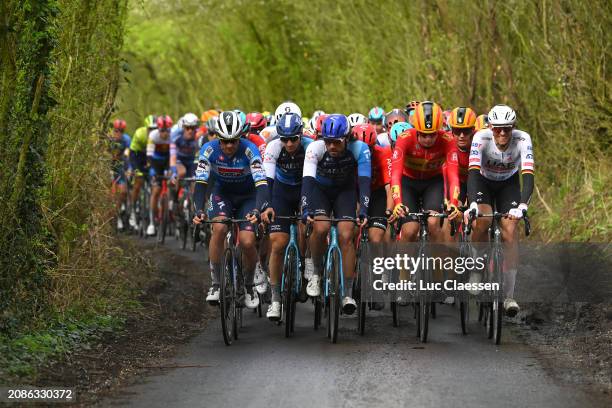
[119,0,610,241]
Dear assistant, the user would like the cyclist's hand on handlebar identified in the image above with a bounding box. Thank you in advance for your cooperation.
[301,210,314,225]
[446,203,461,221]
[358,212,368,228]
[261,207,275,224]
[507,203,528,220]
[386,208,398,223]
[464,202,478,225]
[393,203,407,218]
[193,210,207,225]
[246,209,260,224]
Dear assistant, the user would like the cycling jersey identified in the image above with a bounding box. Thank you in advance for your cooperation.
[246,133,267,157]
[193,139,269,214]
[259,125,277,143]
[371,144,392,191]
[263,136,314,186]
[130,127,148,153]
[171,128,199,160]
[468,129,534,181]
[109,133,131,160]
[147,129,175,160]
[301,139,371,218]
[376,132,391,147]
[391,128,460,207]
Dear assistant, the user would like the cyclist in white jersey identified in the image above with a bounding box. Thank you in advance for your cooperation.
[465,104,535,317]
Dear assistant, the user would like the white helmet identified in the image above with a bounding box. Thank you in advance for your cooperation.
[348,113,367,127]
[182,112,199,127]
[176,116,185,129]
[308,117,317,131]
[275,101,302,122]
[311,110,325,121]
[487,104,516,127]
[217,111,244,139]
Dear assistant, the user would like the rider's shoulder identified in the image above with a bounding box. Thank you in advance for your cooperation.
[473,128,493,141]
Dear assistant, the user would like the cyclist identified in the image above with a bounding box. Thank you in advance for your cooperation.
[301,114,371,314]
[246,112,267,135]
[128,115,156,228]
[388,122,413,150]
[171,113,200,180]
[465,104,534,317]
[262,112,314,320]
[447,107,478,204]
[192,111,270,309]
[146,115,175,236]
[314,113,328,139]
[378,108,408,147]
[368,106,385,134]
[260,101,302,143]
[109,119,131,231]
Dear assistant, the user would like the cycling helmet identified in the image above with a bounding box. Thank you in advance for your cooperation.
[389,122,413,143]
[352,124,377,147]
[413,101,443,133]
[449,107,477,128]
[474,114,489,131]
[217,111,244,139]
[368,106,385,122]
[311,110,325,120]
[182,112,199,127]
[276,113,304,137]
[383,109,408,129]
[113,119,127,131]
[144,115,157,129]
[347,113,367,128]
[308,117,317,131]
[233,109,250,134]
[315,114,328,135]
[206,117,218,135]
[156,115,173,130]
[275,101,302,122]
[487,104,516,127]
[200,110,219,123]
[405,100,420,114]
[322,114,349,139]
[246,112,267,132]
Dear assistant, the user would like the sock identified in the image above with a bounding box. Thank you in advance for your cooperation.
[271,284,281,303]
[210,261,221,286]
[345,278,354,298]
[504,268,517,299]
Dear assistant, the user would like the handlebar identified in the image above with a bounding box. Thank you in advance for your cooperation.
[465,211,531,236]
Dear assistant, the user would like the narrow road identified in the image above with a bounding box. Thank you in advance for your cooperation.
[102,237,607,408]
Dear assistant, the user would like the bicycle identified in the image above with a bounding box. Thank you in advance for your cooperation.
[175,177,196,250]
[466,209,530,344]
[156,175,177,244]
[202,217,253,346]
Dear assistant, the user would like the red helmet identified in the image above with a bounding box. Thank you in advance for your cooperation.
[352,124,377,147]
[245,112,266,132]
[315,114,328,135]
[113,119,126,131]
[156,115,173,130]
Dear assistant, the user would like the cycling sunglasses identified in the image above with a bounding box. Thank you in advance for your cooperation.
[220,138,239,145]
[452,127,474,136]
[184,125,198,131]
[323,138,344,145]
[280,136,300,143]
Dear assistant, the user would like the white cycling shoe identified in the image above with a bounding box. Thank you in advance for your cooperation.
[266,301,281,321]
[306,275,321,297]
[468,271,482,295]
[146,223,156,236]
[129,211,137,228]
[254,263,268,295]
[443,296,455,305]
[206,286,220,304]
[117,218,124,231]
[243,291,259,309]
[504,298,520,317]
[303,258,314,281]
[342,296,357,315]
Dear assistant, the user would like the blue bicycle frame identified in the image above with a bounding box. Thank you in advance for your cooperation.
[324,223,346,299]
[281,221,302,295]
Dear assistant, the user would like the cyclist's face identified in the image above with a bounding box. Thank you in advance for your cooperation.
[452,127,474,149]
[160,128,170,139]
[220,138,239,155]
[416,131,438,148]
[112,128,122,140]
[369,120,383,134]
[324,138,345,156]
[183,126,197,140]
[281,136,300,153]
[492,126,513,149]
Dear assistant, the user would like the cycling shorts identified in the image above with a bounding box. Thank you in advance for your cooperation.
[150,157,169,186]
[471,172,520,214]
[400,175,444,224]
[309,183,357,220]
[130,151,147,176]
[207,187,256,232]
[270,182,301,234]
[177,155,197,178]
[368,188,388,231]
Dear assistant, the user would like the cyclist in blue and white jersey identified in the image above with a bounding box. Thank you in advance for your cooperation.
[260,101,302,143]
[261,113,314,320]
[192,111,271,309]
[301,114,371,314]
[170,113,200,180]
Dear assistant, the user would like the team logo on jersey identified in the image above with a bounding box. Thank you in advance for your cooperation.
[245,148,254,161]
[195,161,209,176]
[526,154,533,159]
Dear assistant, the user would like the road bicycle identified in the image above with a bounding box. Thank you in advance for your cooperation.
[175,177,196,250]
[466,209,530,344]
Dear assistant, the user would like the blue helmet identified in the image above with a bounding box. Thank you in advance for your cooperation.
[276,113,303,137]
[389,122,413,143]
[368,106,385,122]
[321,114,349,139]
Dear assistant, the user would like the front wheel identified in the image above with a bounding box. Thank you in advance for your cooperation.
[220,248,236,345]
[327,249,341,344]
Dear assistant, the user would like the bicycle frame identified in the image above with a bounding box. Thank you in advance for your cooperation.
[324,223,345,299]
[281,219,302,295]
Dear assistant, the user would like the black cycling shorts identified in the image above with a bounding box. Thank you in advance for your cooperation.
[368,188,388,230]
[471,172,520,214]
[309,183,357,220]
[270,182,301,234]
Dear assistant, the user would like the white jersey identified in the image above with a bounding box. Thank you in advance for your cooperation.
[469,129,534,181]
[260,125,278,143]
[376,132,390,147]
[146,129,174,158]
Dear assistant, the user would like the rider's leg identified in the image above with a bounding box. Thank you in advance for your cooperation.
[269,232,289,302]
[207,192,233,287]
[496,176,522,300]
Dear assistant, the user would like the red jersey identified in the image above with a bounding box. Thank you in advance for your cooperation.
[391,128,460,207]
[371,144,392,191]
[246,133,266,157]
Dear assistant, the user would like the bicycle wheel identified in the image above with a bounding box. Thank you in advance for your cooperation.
[491,247,504,344]
[283,247,297,338]
[157,195,168,244]
[328,249,341,344]
[417,265,431,343]
[355,241,367,335]
[314,296,322,330]
[192,224,200,252]
[233,250,243,340]
[220,248,235,345]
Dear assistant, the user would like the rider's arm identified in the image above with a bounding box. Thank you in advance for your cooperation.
[246,144,270,212]
[263,139,281,199]
[193,144,214,213]
[382,147,394,210]
[467,132,484,204]
[352,141,372,216]
[444,138,461,207]
[300,141,323,215]
[519,132,535,205]
[390,132,408,207]
[146,132,155,158]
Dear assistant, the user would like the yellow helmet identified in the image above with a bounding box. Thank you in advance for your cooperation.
[474,114,489,131]
[200,109,220,123]
[413,101,444,133]
[449,107,477,129]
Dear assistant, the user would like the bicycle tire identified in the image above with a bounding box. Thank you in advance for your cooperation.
[220,247,235,345]
[355,240,367,335]
[492,247,504,344]
[192,224,200,252]
[233,249,242,340]
[284,247,297,338]
[328,249,341,344]
[418,264,431,343]
[157,195,168,244]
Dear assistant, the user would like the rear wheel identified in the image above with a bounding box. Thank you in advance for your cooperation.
[220,248,235,345]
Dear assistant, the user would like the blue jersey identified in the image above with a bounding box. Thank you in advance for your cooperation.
[110,133,131,163]
[263,136,313,186]
[171,128,199,161]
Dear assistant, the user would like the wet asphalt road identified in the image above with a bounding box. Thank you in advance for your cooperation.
[102,237,608,408]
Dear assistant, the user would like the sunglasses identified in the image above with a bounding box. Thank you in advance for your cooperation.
[280,136,300,143]
[452,127,474,136]
[184,126,197,131]
[220,139,239,145]
[492,126,513,133]
[323,138,344,145]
